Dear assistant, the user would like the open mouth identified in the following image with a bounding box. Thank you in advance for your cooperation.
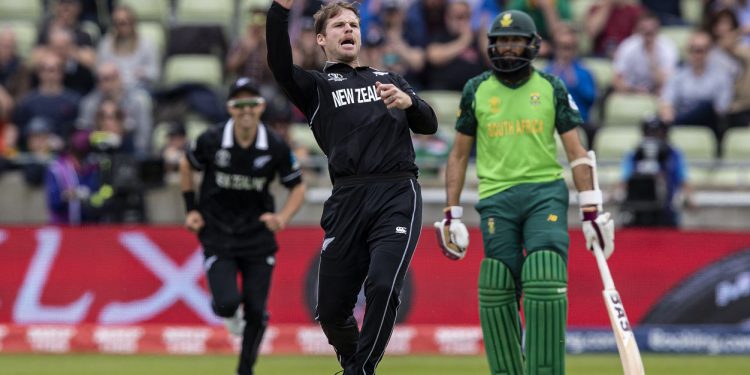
[341,37,355,47]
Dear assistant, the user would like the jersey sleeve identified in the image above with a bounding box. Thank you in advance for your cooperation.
[276,142,303,189]
[550,76,584,134]
[455,77,480,136]
[266,2,319,121]
[185,132,212,171]
[393,73,438,135]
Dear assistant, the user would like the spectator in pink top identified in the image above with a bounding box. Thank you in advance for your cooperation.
[586,0,644,58]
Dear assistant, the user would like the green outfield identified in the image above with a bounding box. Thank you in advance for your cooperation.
[1,354,749,375]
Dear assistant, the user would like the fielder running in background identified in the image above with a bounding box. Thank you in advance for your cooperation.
[179,77,305,375]
[266,1,438,374]
[436,10,614,375]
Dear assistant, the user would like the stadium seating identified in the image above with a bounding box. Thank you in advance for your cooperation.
[419,90,461,126]
[119,0,171,23]
[660,26,692,61]
[0,1,43,23]
[1,21,37,59]
[670,126,716,162]
[175,0,236,35]
[723,127,750,162]
[137,21,167,57]
[602,93,659,127]
[571,0,596,24]
[581,57,614,93]
[163,54,223,88]
[593,126,641,160]
[682,0,703,26]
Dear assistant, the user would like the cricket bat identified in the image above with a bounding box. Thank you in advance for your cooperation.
[592,241,645,375]
[587,150,645,375]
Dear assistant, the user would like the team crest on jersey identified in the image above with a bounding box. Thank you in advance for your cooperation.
[253,155,272,169]
[215,149,231,168]
[530,92,541,106]
[489,97,501,113]
[327,73,346,82]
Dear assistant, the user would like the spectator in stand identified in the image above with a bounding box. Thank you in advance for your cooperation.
[291,18,325,71]
[705,9,750,128]
[41,28,96,96]
[226,5,276,87]
[707,8,743,80]
[545,25,596,141]
[425,0,488,91]
[97,5,160,90]
[89,98,135,155]
[659,30,732,140]
[45,130,103,225]
[0,28,32,118]
[13,52,80,149]
[21,117,63,186]
[35,0,96,69]
[362,0,426,88]
[612,12,678,95]
[586,0,644,58]
[705,0,750,45]
[405,0,449,49]
[77,63,153,158]
[161,122,187,173]
[508,0,570,56]
[641,0,684,26]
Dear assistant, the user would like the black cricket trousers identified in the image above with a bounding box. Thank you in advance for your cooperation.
[205,251,274,375]
[315,173,422,375]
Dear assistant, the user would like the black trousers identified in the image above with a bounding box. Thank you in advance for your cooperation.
[315,175,422,375]
[204,250,274,375]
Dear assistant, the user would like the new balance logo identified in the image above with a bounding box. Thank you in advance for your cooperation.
[395,227,407,235]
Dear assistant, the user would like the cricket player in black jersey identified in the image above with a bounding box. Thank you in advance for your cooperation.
[267,1,438,374]
[179,77,305,375]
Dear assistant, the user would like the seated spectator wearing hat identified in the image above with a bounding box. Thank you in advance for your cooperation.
[658,31,733,141]
[21,117,64,186]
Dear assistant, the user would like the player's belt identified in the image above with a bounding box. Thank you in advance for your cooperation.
[333,172,415,186]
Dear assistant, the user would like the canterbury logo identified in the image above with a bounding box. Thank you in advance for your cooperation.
[321,237,335,252]
[395,226,407,234]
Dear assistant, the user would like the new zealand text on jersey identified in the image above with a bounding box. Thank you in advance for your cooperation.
[215,171,267,191]
[332,84,382,108]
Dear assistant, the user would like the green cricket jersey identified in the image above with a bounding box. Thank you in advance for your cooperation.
[456,69,583,199]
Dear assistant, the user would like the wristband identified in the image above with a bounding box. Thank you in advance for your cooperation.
[444,206,463,220]
[183,191,197,213]
[578,190,603,207]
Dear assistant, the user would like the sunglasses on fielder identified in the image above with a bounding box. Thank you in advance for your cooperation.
[229,97,265,109]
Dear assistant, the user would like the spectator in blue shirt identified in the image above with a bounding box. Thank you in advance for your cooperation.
[545,25,596,139]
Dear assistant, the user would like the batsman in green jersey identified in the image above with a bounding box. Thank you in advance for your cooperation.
[434,10,616,375]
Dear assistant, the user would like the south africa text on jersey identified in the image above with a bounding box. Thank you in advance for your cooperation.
[332,85,381,108]
[215,171,267,191]
[487,119,545,137]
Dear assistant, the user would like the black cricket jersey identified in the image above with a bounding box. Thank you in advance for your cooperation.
[186,120,302,256]
[266,3,438,183]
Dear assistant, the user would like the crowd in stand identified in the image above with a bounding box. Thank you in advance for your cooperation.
[0,0,748,225]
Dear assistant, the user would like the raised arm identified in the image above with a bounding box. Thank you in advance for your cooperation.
[267,1,318,117]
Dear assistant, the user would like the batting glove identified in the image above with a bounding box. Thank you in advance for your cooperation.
[434,206,469,260]
[582,210,615,259]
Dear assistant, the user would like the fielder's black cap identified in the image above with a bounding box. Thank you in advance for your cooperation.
[228,77,262,99]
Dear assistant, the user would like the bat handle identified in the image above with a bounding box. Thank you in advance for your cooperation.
[593,241,616,291]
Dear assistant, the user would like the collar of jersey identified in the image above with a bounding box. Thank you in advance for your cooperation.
[323,62,371,73]
[222,119,268,150]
